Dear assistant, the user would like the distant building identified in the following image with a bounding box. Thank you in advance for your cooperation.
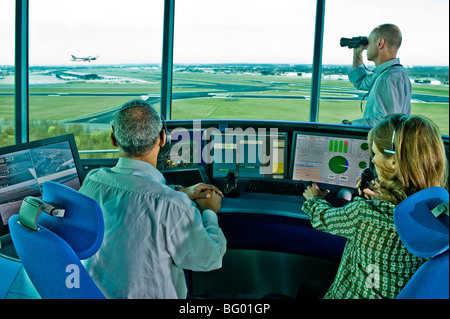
[413,78,442,85]
[323,74,349,80]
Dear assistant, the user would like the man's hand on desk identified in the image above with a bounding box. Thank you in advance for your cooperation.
[195,189,222,213]
[178,183,224,200]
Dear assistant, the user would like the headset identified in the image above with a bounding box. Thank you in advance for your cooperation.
[160,113,171,146]
[384,115,409,155]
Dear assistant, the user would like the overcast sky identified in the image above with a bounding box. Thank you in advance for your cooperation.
[0,0,448,66]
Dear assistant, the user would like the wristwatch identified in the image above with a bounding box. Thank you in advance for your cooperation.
[173,185,184,191]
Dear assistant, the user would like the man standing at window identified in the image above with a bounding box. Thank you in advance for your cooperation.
[346,24,412,126]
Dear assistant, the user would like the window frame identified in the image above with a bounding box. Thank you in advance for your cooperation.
[15,0,29,144]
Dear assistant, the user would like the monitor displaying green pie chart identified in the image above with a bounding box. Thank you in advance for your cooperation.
[328,156,349,174]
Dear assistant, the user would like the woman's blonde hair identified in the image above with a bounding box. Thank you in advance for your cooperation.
[368,113,448,205]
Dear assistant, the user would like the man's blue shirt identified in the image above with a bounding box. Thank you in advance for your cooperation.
[349,58,412,126]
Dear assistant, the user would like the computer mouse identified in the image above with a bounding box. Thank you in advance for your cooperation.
[337,188,354,202]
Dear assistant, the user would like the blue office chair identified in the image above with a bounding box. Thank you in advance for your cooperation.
[394,186,449,299]
[8,181,105,299]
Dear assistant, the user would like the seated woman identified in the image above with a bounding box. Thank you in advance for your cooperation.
[302,113,448,299]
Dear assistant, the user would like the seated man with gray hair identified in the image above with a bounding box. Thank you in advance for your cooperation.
[80,99,227,299]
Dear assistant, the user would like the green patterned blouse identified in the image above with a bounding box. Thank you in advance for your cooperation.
[302,196,426,299]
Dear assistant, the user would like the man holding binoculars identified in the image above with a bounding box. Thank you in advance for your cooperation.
[341,24,411,126]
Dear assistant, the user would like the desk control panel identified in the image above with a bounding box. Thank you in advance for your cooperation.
[214,175,355,220]
[246,178,303,196]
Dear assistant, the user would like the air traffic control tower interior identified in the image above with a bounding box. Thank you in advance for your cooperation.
[1,0,449,300]
[0,120,373,298]
[2,119,448,298]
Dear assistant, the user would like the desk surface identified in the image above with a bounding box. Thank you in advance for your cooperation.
[215,177,351,220]
[220,192,308,220]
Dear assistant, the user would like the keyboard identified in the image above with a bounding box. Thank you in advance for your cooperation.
[246,179,304,196]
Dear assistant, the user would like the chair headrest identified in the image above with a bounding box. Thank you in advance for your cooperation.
[394,187,449,258]
[32,181,104,260]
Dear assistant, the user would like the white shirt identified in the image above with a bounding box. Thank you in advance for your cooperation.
[80,157,227,299]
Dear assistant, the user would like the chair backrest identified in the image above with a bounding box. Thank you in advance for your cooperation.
[396,250,448,299]
[9,181,105,299]
[394,187,449,299]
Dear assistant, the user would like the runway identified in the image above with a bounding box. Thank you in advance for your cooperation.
[0,78,447,125]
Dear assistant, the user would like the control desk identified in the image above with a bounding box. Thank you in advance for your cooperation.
[154,124,370,220]
[5,121,445,298]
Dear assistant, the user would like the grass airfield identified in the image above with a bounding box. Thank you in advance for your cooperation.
[0,68,448,146]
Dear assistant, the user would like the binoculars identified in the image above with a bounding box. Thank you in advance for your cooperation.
[340,36,368,48]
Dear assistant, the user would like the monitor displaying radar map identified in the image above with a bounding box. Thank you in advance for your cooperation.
[291,131,371,188]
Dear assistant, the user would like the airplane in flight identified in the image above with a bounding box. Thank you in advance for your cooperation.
[70,54,99,62]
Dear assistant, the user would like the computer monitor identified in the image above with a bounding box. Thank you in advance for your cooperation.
[291,131,371,188]
[210,129,287,179]
[157,127,204,171]
[0,134,84,229]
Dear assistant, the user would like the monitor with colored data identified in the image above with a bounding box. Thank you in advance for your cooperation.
[0,134,84,229]
[210,129,287,179]
[291,131,371,188]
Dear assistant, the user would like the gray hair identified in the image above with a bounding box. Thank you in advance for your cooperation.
[112,99,162,156]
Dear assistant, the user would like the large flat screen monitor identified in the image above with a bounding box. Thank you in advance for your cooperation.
[0,134,84,230]
[210,129,287,179]
[291,131,371,188]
